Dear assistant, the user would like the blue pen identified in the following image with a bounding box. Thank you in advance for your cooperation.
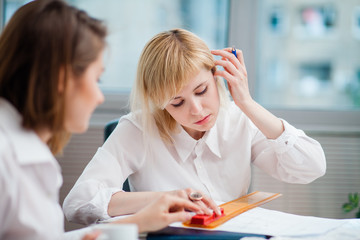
[231,47,237,58]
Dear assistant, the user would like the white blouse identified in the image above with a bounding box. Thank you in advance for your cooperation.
[0,99,64,240]
[63,102,326,225]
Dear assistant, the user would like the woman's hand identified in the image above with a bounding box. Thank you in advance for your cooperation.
[81,231,101,240]
[108,189,219,217]
[212,48,284,139]
[211,48,253,109]
[168,188,221,216]
[114,194,201,233]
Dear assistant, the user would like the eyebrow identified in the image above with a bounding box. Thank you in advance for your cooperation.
[172,81,207,100]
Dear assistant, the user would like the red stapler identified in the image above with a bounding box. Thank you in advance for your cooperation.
[190,208,225,225]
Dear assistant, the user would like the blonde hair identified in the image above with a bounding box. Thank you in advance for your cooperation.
[131,28,229,144]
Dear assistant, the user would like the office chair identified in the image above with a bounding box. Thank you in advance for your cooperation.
[104,119,131,192]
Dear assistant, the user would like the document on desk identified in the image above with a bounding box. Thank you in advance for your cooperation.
[171,207,358,237]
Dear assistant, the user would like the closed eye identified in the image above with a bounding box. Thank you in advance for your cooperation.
[171,100,184,107]
[196,86,207,96]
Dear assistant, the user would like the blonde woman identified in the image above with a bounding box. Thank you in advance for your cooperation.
[64,28,326,225]
[0,2,201,239]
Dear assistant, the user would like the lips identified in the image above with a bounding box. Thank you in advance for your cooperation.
[195,114,211,125]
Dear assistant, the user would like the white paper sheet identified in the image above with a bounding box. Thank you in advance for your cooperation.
[269,219,360,240]
[170,207,360,238]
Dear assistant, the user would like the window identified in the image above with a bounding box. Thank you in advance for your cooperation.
[228,0,359,130]
[2,0,230,124]
[72,0,229,92]
[256,1,359,110]
[2,0,230,93]
[229,0,360,220]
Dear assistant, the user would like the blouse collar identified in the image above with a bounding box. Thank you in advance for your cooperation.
[171,122,222,162]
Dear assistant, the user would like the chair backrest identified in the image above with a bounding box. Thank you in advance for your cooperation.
[104,119,119,142]
[104,119,131,192]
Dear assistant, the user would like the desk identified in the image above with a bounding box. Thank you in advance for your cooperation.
[142,220,360,240]
[142,208,360,240]
[145,227,270,239]
[68,208,360,240]
[65,217,359,240]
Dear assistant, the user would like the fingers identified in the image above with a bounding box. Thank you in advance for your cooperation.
[184,189,211,215]
[214,60,247,87]
[201,195,222,216]
[170,189,221,216]
[81,231,101,240]
[213,68,235,81]
[211,48,244,69]
[171,189,206,215]
[211,48,247,85]
[166,195,201,214]
[216,56,247,75]
[165,211,193,224]
[193,200,212,215]
[173,189,189,199]
[158,193,201,215]
[219,47,245,67]
[215,59,239,76]
[183,188,220,216]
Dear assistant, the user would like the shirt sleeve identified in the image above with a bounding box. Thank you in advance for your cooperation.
[251,119,326,184]
[0,146,13,237]
[63,117,145,225]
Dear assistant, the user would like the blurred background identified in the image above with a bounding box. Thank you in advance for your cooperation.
[1,0,359,232]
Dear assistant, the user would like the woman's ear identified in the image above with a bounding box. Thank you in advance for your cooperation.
[211,66,217,75]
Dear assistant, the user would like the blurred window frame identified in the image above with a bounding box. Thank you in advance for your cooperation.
[1,0,359,131]
[228,0,360,133]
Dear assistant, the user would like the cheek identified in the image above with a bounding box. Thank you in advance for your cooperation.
[63,91,81,132]
[166,108,187,124]
[64,82,100,133]
[208,86,220,106]
[78,76,104,102]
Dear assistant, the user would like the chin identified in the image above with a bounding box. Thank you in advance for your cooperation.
[67,123,89,134]
[204,119,216,131]
[195,125,213,133]
[78,124,89,133]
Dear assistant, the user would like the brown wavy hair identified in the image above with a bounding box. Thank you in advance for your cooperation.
[0,0,107,154]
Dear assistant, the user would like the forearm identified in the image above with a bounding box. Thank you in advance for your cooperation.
[239,99,284,139]
[108,191,163,217]
[111,193,201,233]
[111,212,149,233]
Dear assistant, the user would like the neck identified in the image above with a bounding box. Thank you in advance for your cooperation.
[183,126,205,140]
[35,128,52,144]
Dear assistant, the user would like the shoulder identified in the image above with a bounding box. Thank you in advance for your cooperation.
[118,111,144,131]
[0,129,12,167]
[218,101,249,126]
[0,127,17,199]
[116,111,159,137]
[0,135,15,232]
[103,112,146,149]
[216,101,258,137]
[0,128,9,152]
[0,103,19,164]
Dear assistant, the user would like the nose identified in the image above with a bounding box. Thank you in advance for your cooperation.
[97,88,105,105]
[189,98,202,115]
